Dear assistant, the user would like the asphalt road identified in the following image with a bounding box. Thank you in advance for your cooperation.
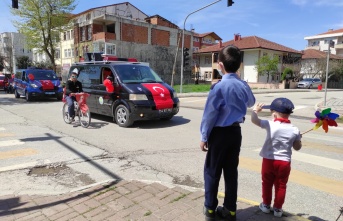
[0,90,342,221]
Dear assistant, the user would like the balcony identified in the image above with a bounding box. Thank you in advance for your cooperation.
[93,32,116,42]
[335,42,343,49]
[305,45,320,50]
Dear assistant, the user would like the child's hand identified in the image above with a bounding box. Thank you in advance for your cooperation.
[253,103,264,113]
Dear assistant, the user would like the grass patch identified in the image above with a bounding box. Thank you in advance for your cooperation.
[170,193,187,203]
[94,186,116,196]
[172,84,267,93]
[337,117,343,123]
[144,211,152,216]
[173,84,211,93]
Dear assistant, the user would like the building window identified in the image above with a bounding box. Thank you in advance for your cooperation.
[81,27,86,41]
[71,30,74,39]
[106,43,116,55]
[64,49,67,58]
[63,32,66,41]
[205,56,211,64]
[87,25,92,41]
[67,49,71,58]
[55,49,60,59]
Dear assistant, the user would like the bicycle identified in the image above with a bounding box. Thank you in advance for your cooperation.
[62,92,91,128]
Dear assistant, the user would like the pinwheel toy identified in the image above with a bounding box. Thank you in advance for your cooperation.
[302,108,340,135]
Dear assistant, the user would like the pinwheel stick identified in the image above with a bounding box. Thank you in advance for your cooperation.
[301,128,313,135]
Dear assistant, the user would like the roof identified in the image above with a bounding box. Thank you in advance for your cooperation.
[72,2,148,18]
[196,35,301,54]
[193,32,222,40]
[144,14,178,28]
[317,28,343,36]
[302,49,343,60]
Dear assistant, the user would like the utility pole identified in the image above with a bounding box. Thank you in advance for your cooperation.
[324,40,334,106]
[171,30,182,87]
[11,32,16,75]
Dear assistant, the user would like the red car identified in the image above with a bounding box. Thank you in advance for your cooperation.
[0,75,8,90]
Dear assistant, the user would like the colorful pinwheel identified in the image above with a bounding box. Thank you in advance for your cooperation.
[303,108,340,134]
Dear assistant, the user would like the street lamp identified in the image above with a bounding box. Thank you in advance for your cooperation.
[180,0,222,93]
[324,40,335,106]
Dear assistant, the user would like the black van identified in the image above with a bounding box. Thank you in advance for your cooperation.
[68,58,179,127]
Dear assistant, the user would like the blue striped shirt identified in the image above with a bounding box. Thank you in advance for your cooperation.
[200,73,255,142]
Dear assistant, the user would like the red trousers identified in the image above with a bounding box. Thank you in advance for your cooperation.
[261,158,291,209]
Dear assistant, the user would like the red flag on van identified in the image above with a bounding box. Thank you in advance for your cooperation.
[142,83,174,110]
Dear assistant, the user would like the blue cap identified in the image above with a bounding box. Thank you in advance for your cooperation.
[262,97,294,114]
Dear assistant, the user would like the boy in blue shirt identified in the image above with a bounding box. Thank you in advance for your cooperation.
[200,45,255,221]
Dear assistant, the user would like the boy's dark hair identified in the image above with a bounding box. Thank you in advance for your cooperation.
[218,45,241,73]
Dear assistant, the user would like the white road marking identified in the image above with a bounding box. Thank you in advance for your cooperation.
[254,149,343,171]
[294,105,307,110]
[0,160,51,172]
[0,140,25,147]
[303,133,343,144]
[181,99,207,103]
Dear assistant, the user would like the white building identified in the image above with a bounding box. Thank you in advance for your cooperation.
[195,34,302,83]
[304,28,343,56]
[0,32,33,74]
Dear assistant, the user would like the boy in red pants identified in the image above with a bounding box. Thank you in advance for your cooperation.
[251,98,302,217]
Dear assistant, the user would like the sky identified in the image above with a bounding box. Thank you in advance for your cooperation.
[1,0,343,51]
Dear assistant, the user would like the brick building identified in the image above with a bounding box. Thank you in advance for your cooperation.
[61,2,194,84]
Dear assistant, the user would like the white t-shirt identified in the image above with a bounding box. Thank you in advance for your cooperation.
[259,120,301,162]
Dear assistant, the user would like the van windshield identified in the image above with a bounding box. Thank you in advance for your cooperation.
[113,65,163,84]
[27,70,58,80]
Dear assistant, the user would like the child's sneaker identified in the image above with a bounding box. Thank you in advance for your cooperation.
[203,206,215,221]
[274,208,283,217]
[259,203,271,213]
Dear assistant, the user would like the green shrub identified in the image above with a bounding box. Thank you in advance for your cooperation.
[282,68,293,81]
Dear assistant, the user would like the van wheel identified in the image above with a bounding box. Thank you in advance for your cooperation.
[161,116,173,121]
[25,92,32,102]
[114,104,133,127]
[309,84,312,89]
[15,89,20,98]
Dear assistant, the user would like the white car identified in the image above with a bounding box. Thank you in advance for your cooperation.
[297,78,322,89]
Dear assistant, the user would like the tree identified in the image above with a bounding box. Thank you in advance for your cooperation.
[11,0,76,71]
[281,67,293,81]
[0,56,5,71]
[16,56,32,69]
[254,55,279,83]
[329,59,343,81]
[300,58,342,81]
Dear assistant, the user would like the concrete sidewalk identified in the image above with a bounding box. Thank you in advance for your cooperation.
[0,179,309,221]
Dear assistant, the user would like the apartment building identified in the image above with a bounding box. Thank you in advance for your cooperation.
[192,32,222,77]
[305,28,343,56]
[195,34,302,83]
[63,2,193,84]
[0,32,32,74]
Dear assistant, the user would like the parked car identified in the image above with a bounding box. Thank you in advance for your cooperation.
[0,75,7,90]
[297,78,322,89]
[13,68,63,101]
[67,55,179,127]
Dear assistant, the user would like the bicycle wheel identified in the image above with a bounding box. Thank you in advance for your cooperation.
[62,103,72,124]
[79,109,91,128]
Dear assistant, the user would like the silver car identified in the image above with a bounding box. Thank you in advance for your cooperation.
[297,78,322,89]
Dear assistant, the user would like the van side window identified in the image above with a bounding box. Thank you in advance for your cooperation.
[101,67,114,83]
[77,65,101,88]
